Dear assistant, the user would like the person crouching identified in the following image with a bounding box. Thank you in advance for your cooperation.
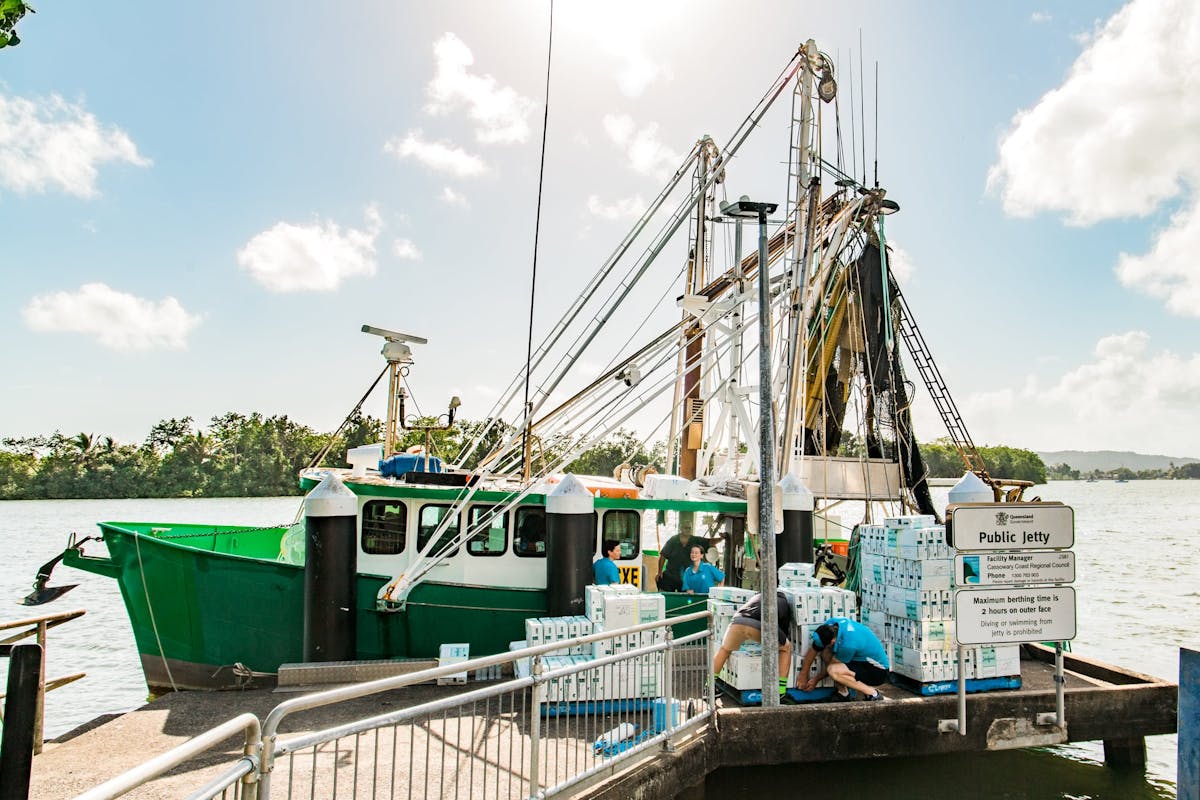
[800,617,890,701]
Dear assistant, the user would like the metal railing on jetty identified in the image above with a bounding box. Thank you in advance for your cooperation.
[68,610,714,800]
[1,609,87,755]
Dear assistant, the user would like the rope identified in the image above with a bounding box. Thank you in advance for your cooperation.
[305,363,389,470]
[153,523,291,540]
[134,533,177,692]
[520,0,555,476]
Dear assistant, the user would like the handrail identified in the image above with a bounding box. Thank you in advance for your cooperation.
[260,609,710,742]
[0,608,87,754]
[0,608,85,641]
[72,713,262,800]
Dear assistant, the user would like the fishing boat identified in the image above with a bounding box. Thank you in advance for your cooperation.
[32,40,1019,693]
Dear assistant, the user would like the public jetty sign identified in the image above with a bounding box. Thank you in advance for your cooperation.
[945,502,1074,550]
[950,501,1077,647]
[954,586,1077,645]
[954,551,1076,587]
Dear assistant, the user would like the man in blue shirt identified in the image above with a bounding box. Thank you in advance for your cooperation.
[680,543,725,595]
[798,616,890,700]
[593,540,621,585]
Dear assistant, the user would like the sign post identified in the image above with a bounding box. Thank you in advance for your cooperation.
[940,502,1077,738]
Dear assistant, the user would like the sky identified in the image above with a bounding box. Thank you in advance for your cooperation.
[3,0,1199,458]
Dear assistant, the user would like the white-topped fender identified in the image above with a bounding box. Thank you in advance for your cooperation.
[779,473,815,511]
[547,473,596,515]
[305,471,359,518]
[948,470,993,505]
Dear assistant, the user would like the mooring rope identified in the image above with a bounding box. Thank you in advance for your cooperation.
[133,532,178,692]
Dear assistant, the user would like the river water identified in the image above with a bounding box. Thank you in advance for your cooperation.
[0,482,1194,797]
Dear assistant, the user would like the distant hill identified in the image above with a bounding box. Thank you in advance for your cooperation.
[1037,450,1199,472]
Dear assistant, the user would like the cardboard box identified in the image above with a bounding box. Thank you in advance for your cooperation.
[437,643,470,685]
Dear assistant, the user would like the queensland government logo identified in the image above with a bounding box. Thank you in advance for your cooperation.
[995,511,1009,525]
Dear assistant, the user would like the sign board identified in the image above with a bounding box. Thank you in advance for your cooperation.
[954,586,1077,645]
[955,551,1075,587]
[947,503,1074,551]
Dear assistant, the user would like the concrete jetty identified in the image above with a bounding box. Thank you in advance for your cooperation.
[30,645,1176,799]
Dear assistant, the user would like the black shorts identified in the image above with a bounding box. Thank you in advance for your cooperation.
[845,660,888,687]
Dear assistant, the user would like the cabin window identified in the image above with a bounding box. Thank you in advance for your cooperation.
[417,504,460,557]
[466,506,507,557]
[602,510,641,560]
[513,507,546,558]
[361,500,407,555]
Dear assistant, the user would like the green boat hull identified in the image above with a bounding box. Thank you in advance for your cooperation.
[65,522,709,692]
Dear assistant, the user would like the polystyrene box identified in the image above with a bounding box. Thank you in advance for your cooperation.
[347,443,383,477]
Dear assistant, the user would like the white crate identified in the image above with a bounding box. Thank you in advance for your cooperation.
[437,643,470,685]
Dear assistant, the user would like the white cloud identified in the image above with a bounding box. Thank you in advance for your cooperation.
[612,48,666,98]
[602,113,683,179]
[885,242,915,283]
[950,331,1200,454]
[393,238,423,261]
[557,5,673,97]
[22,283,201,351]
[425,32,536,144]
[237,206,382,292]
[1030,11,1052,23]
[1116,197,1200,315]
[586,194,646,220]
[440,186,470,207]
[986,0,1200,316]
[0,92,150,198]
[384,131,488,178]
[988,0,1200,224]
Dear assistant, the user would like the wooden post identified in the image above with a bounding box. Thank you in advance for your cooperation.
[1181,647,1199,800]
[1102,736,1147,769]
[0,643,43,800]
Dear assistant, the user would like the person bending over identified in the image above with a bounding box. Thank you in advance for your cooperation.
[681,543,724,595]
[712,591,792,697]
[800,617,890,701]
[593,540,621,585]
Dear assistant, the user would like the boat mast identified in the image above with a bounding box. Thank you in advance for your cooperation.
[677,137,718,480]
[780,40,827,475]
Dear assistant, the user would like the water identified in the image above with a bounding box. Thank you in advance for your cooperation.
[0,483,1194,797]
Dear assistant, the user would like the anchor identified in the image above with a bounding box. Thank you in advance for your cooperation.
[20,535,99,606]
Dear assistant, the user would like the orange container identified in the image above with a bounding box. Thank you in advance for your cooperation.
[829,541,849,557]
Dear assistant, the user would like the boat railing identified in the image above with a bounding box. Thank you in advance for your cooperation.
[66,610,714,800]
[0,608,87,755]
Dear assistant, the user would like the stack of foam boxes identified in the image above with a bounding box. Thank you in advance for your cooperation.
[707,586,757,689]
[859,515,1020,683]
[783,582,857,690]
[707,574,856,691]
[522,584,668,703]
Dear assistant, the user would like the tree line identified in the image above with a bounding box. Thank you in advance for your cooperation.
[1045,462,1200,481]
[0,415,1047,500]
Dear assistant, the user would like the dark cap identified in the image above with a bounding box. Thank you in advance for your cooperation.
[812,623,837,650]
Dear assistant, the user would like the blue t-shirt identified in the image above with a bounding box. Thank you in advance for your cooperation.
[680,562,725,595]
[815,616,889,669]
[593,557,620,585]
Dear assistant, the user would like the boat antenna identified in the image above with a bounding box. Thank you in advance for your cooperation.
[859,29,866,186]
[874,60,879,188]
[521,0,555,483]
[847,52,857,182]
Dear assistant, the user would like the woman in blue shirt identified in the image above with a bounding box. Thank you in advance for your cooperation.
[680,543,724,595]
[593,539,621,585]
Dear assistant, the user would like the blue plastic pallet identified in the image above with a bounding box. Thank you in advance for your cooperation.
[890,673,1021,697]
[716,678,835,706]
[541,698,655,717]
